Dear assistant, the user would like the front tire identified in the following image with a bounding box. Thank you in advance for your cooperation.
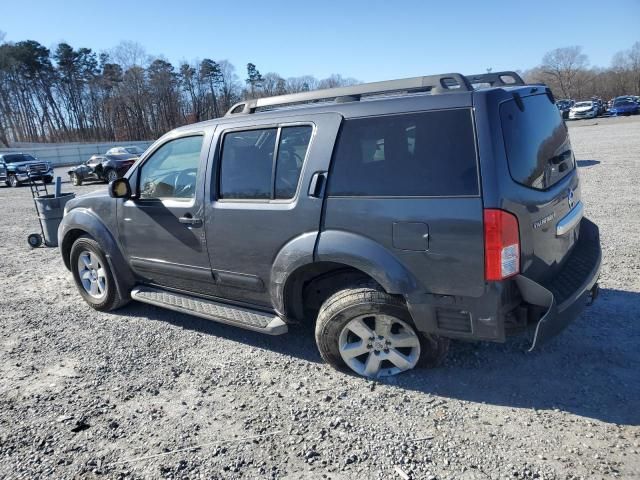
[69,235,129,311]
[315,285,449,378]
[8,175,19,187]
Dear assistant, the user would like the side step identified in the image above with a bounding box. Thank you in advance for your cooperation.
[130,286,288,335]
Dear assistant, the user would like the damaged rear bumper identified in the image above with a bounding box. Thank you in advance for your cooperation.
[516,217,601,350]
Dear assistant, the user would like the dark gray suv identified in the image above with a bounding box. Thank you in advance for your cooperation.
[58,71,601,378]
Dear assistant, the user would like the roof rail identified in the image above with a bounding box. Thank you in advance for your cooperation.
[225,73,473,116]
[466,71,525,87]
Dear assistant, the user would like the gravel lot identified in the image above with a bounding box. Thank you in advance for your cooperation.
[1,116,639,479]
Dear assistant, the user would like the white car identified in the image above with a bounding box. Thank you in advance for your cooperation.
[568,101,597,120]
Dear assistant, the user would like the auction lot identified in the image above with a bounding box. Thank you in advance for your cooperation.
[0,116,639,479]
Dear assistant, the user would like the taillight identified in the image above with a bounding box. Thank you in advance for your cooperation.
[484,209,520,281]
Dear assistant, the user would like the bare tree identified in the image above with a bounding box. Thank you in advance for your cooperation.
[541,46,589,99]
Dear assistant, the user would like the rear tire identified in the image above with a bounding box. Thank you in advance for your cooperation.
[70,173,82,186]
[315,285,449,378]
[70,235,129,311]
[105,169,118,183]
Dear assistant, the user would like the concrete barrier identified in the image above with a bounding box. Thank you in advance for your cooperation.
[0,140,154,167]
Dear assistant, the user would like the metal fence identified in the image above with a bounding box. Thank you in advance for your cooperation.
[0,140,154,167]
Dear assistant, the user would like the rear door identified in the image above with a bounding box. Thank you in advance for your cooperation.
[322,108,485,297]
[494,92,580,283]
[205,113,342,307]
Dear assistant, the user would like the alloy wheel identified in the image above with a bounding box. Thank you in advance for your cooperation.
[77,250,108,299]
[338,314,420,378]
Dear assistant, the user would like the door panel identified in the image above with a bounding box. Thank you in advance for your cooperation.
[205,113,342,307]
[118,131,215,295]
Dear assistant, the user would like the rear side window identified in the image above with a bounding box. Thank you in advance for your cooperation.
[501,94,574,190]
[219,125,313,200]
[328,109,478,197]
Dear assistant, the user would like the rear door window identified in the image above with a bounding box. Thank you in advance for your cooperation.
[500,94,574,190]
[328,109,478,197]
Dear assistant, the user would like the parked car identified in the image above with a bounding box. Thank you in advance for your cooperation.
[568,101,598,120]
[0,153,54,187]
[68,147,142,185]
[58,71,601,378]
[608,96,640,116]
[555,99,574,119]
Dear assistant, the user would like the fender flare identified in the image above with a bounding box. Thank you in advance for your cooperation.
[315,230,420,295]
[58,208,135,298]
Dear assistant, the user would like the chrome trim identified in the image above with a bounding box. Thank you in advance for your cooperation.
[556,201,583,236]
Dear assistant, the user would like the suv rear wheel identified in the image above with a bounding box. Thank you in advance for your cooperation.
[70,235,128,311]
[315,285,449,378]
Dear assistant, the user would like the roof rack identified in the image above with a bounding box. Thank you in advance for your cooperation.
[225,70,526,116]
[465,71,525,87]
[226,73,473,116]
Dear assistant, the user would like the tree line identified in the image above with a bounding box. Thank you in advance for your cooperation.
[523,42,640,101]
[0,37,357,146]
[0,35,638,147]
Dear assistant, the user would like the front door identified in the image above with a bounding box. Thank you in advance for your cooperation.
[118,131,215,295]
[205,113,342,307]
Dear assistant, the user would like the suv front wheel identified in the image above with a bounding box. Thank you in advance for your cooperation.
[70,235,128,311]
[315,285,449,378]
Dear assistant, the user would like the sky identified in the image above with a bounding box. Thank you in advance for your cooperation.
[1,0,639,82]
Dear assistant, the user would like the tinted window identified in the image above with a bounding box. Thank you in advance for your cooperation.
[275,126,312,199]
[501,94,574,190]
[139,135,202,199]
[220,129,276,199]
[220,125,312,200]
[328,109,478,197]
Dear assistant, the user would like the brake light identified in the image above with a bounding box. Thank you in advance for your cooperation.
[484,209,520,281]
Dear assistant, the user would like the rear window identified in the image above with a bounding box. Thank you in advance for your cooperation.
[328,109,478,197]
[501,94,574,190]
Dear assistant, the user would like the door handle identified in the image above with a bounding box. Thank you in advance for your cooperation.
[308,171,327,198]
[178,214,202,227]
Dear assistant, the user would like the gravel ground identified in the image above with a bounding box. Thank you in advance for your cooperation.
[0,116,639,479]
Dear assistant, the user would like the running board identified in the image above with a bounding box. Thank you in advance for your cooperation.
[130,286,288,335]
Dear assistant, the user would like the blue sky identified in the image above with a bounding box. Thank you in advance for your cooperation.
[2,0,638,81]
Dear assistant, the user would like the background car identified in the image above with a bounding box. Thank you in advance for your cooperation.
[68,147,142,186]
[569,101,598,120]
[608,96,640,116]
[0,153,54,187]
[556,99,574,119]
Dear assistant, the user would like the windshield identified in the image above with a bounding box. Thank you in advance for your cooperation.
[2,154,37,163]
[574,102,592,108]
[501,93,574,190]
[125,147,144,154]
[614,98,634,107]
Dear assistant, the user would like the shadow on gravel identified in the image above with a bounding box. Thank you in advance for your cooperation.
[117,288,639,426]
[577,159,600,167]
[577,160,600,168]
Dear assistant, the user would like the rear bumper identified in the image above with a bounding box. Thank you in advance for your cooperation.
[515,217,601,349]
[407,217,601,348]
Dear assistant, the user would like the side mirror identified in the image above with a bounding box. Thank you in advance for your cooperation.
[109,177,132,199]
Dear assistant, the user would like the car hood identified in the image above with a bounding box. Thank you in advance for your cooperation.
[571,106,593,112]
[6,160,46,168]
[611,104,637,111]
[65,186,109,210]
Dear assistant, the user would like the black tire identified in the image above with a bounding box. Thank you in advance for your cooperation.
[8,175,19,187]
[105,169,118,183]
[70,173,82,186]
[69,235,129,311]
[315,284,449,376]
[27,233,43,248]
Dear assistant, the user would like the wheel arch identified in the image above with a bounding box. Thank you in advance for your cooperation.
[59,208,135,296]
